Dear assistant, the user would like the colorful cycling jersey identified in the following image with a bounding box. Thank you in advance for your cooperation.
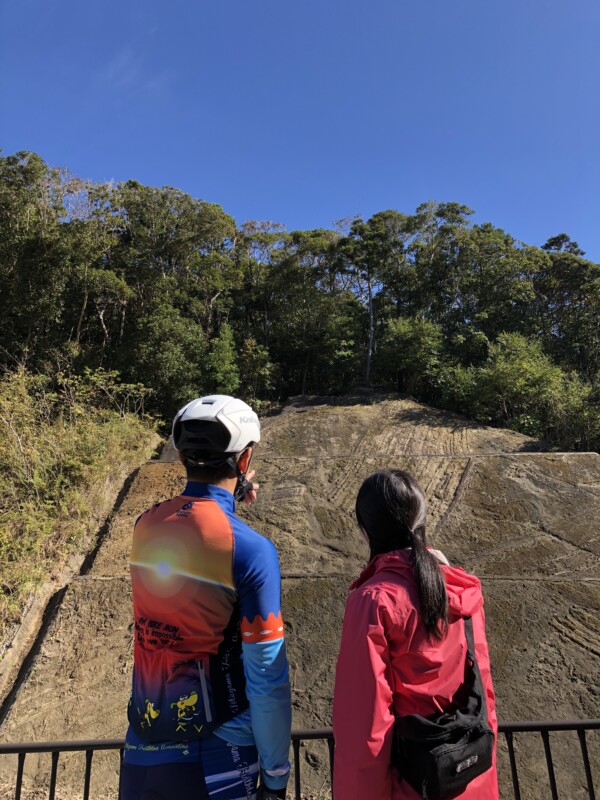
[125,482,291,790]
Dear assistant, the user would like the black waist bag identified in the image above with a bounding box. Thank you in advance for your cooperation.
[392,617,494,800]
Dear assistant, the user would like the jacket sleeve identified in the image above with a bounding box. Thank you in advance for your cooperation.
[235,531,291,790]
[333,587,396,800]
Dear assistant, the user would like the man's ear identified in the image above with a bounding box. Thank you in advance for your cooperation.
[237,446,253,474]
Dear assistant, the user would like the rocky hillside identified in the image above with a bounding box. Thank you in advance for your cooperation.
[1,395,599,799]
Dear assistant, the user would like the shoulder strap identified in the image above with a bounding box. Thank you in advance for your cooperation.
[394,614,490,742]
[463,616,489,718]
[463,616,476,660]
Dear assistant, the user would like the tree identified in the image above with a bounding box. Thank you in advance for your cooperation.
[533,249,600,379]
[207,323,240,395]
[441,224,541,362]
[377,316,443,395]
[0,150,598,453]
[231,221,287,349]
[238,337,275,402]
[0,152,70,361]
[542,233,585,257]
[338,211,410,384]
[125,301,207,416]
[441,333,594,446]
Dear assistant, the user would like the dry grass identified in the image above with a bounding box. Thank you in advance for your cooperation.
[0,367,158,637]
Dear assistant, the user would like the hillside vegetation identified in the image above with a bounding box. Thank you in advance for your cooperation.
[0,151,599,451]
[0,367,157,635]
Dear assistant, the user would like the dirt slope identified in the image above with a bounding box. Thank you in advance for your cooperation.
[0,396,599,799]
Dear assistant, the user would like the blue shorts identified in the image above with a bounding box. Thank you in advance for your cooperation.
[119,736,259,800]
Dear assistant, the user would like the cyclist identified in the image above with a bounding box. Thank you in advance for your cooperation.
[120,395,291,800]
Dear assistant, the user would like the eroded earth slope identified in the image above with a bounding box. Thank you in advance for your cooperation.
[1,396,599,799]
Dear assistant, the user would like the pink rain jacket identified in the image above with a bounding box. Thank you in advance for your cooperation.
[333,550,498,800]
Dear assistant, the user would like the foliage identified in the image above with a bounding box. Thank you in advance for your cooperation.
[0,366,157,634]
[437,334,598,449]
[0,150,599,452]
[238,337,275,402]
[376,316,444,396]
[124,300,206,415]
[207,322,240,395]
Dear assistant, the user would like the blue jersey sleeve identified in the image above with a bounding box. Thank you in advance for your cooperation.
[232,518,291,789]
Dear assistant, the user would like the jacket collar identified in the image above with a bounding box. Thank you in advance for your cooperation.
[350,549,413,590]
[350,548,483,619]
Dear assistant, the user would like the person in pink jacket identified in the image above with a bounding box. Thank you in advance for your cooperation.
[333,469,498,800]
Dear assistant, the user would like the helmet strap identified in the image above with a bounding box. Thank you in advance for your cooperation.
[230,451,253,502]
[184,450,252,501]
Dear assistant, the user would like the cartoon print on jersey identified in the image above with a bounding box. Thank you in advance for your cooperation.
[170,691,203,734]
[141,699,160,729]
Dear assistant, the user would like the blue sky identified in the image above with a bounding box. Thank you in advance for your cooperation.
[2,0,599,259]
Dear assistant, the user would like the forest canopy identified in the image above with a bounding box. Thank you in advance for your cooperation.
[1,150,599,451]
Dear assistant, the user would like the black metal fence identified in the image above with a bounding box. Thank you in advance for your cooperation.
[0,720,598,800]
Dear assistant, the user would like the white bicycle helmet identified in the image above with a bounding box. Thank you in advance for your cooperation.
[172,395,260,463]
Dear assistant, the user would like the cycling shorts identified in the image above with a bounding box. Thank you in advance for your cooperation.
[119,736,259,800]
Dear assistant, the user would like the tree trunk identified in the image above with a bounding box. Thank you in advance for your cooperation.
[75,289,89,344]
[119,299,127,343]
[365,278,374,385]
[301,354,310,395]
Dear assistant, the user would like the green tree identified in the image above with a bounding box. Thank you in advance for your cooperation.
[207,323,240,395]
[0,150,598,452]
[542,233,585,256]
[125,301,207,416]
[338,211,410,384]
[442,225,541,362]
[440,333,594,447]
[238,337,275,402]
[0,152,70,361]
[532,249,600,380]
[377,316,444,395]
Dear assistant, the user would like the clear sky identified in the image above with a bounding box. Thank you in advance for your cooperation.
[1,0,599,259]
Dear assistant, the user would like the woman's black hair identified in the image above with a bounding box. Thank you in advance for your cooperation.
[355,469,448,641]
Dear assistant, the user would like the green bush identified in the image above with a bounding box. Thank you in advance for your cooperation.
[438,334,599,450]
[0,367,157,634]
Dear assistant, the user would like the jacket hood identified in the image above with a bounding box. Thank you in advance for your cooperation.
[351,549,484,619]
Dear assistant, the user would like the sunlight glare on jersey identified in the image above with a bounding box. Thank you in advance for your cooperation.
[155,560,172,579]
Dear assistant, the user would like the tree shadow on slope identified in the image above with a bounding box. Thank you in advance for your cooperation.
[283,392,389,411]
[275,393,554,453]
[389,406,551,452]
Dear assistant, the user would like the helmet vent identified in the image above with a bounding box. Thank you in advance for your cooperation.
[178,419,230,452]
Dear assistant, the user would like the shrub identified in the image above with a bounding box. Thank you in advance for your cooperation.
[438,333,599,450]
[0,367,157,634]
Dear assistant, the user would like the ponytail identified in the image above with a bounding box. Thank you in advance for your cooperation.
[356,470,448,642]
[410,527,448,641]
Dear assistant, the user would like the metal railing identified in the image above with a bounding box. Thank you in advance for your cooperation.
[0,738,123,800]
[498,720,599,800]
[0,720,598,800]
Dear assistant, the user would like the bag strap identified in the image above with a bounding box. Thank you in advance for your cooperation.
[462,616,489,718]
[463,616,476,660]
[393,614,490,744]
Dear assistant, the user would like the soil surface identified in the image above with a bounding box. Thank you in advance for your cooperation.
[0,395,598,799]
